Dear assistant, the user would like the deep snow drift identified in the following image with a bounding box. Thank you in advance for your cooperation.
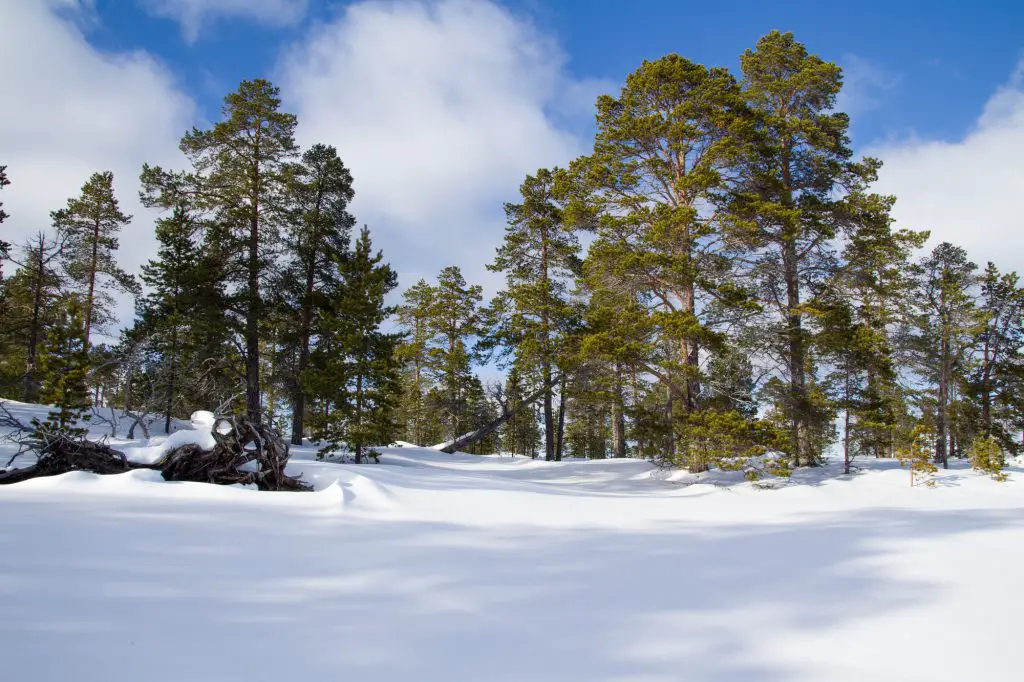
[1,399,1023,681]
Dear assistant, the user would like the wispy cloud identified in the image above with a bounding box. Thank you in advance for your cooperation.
[870,57,1024,274]
[277,0,605,296]
[836,54,902,117]
[139,0,308,43]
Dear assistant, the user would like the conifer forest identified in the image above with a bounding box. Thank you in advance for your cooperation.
[3,13,1024,681]
[3,32,1021,477]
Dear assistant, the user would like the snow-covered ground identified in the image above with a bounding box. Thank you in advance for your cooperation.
[2,399,1023,681]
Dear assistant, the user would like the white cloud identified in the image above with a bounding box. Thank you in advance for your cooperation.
[140,0,308,43]
[835,54,901,118]
[0,0,195,336]
[870,59,1024,275]
[277,0,605,296]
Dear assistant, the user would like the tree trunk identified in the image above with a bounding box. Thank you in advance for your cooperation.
[783,239,811,467]
[981,336,992,438]
[22,239,45,402]
[543,362,554,461]
[291,195,322,446]
[612,363,626,458]
[554,376,566,461]
[245,211,262,426]
[354,365,364,464]
[935,335,949,468]
[84,217,100,349]
[165,324,178,435]
[413,359,423,445]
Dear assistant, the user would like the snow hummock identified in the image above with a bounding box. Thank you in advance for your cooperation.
[189,410,216,430]
[1,399,1023,681]
[119,427,218,465]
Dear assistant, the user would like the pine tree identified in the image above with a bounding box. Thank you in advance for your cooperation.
[831,190,927,460]
[427,266,484,441]
[731,31,877,466]
[33,297,91,438]
[572,55,747,470]
[970,263,1024,452]
[897,425,938,487]
[311,227,399,463]
[489,167,581,461]
[968,436,1008,482]
[279,143,355,444]
[396,279,436,445]
[52,171,137,347]
[136,205,212,433]
[910,243,981,468]
[142,79,298,425]
[815,197,928,472]
[502,366,542,457]
[3,230,70,401]
[461,375,500,455]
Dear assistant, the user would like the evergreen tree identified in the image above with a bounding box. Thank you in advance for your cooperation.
[310,227,399,463]
[33,297,91,438]
[731,31,878,466]
[3,230,70,401]
[136,204,218,433]
[427,266,485,441]
[489,167,581,461]
[563,359,612,460]
[815,197,927,471]
[461,375,500,455]
[572,54,747,470]
[970,263,1024,452]
[142,79,298,424]
[501,366,542,457]
[909,242,981,468]
[832,192,927,460]
[396,279,436,445]
[968,436,1008,482]
[52,171,137,347]
[897,425,938,487]
[279,143,355,444]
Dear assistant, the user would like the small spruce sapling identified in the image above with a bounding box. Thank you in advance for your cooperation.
[897,425,938,487]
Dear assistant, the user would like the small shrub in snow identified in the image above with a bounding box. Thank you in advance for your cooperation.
[968,436,1008,482]
[684,410,791,481]
[897,426,937,487]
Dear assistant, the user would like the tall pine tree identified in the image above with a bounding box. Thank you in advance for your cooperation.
[428,266,485,442]
[310,227,399,463]
[731,31,877,466]
[910,242,981,468]
[279,143,355,444]
[396,279,437,445]
[489,168,581,461]
[52,171,137,347]
[142,79,298,425]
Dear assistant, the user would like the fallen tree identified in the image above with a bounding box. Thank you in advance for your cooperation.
[159,416,309,491]
[0,434,133,484]
[0,408,310,491]
[438,378,557,454]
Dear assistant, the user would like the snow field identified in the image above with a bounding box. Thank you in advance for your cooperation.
[1,399,1023,681]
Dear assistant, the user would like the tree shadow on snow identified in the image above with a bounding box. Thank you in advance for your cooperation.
[0,495,1021,681]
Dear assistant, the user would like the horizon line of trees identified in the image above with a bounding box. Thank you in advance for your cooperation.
[2,31,1022,475]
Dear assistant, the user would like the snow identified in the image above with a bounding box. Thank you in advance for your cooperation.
[119,427,218,465]
[2,399,1024,681]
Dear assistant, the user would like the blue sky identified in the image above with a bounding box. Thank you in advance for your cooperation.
[83,0,1023,145]
[3,0,1024,334]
